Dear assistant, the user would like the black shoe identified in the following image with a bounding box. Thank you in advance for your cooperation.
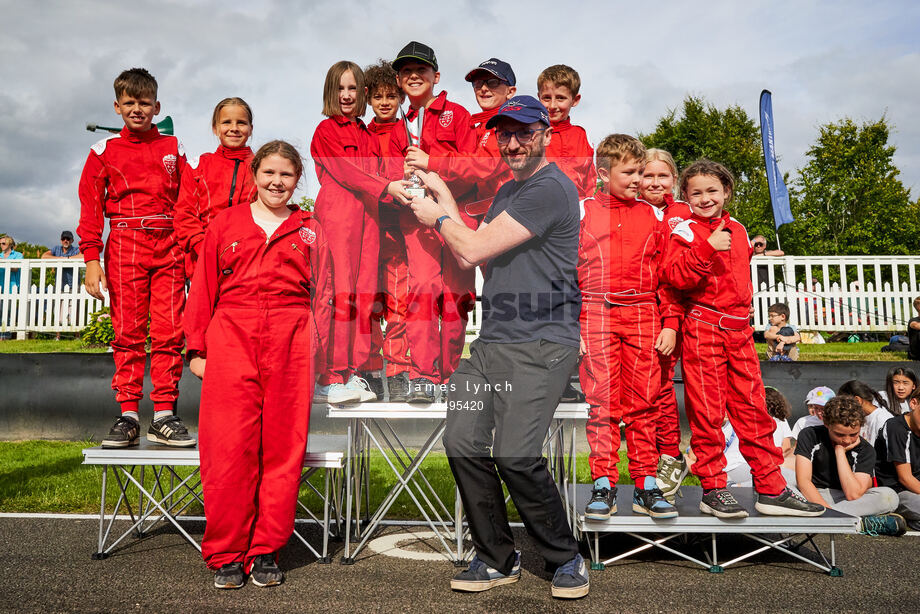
[386,372,410,402]
[699,488,749,519]
[360,371,385,400]
[407,377,437,404]
[102,416,140,448]
[560,381,585,403]
[755,488,825,517]
[250,554,283,587]
[214,562,245,589]
[147,415,197,447]
[632,486,678,519]
[551,553,589,599]
[450,551,520,592]
[584,486,617,520]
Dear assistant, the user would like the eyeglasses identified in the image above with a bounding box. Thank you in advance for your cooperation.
[472,77,504,90]
[753,242,765,247]
[495,127,546,145]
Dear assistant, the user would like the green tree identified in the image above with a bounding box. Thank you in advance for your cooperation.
[296,196,314,212]
[784,117,918,256]
[640,95,777,243]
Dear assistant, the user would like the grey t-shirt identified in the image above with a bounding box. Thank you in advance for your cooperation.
[479,162,580,347]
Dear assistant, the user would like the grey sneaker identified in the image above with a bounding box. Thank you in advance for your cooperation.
[102,416,140,448]
[407,377,437,404]
[700,488,748,519]
[656,453,689,497]
[450,551,520,592]
[213,562,245,589]
[147,415,196,447]
[551,553,589,599]
[755,488,825,517]
[249,554,283,587]
[360,371,385,400]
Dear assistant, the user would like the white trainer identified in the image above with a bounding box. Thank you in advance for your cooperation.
[345,375,377,402]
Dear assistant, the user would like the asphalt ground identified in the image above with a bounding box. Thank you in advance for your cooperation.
[2,516,918,613]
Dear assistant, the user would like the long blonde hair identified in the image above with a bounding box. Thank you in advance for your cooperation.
[645,148,679,198]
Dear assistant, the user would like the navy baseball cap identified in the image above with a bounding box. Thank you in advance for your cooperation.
[465,58,516,86]
[61,231,74,241]
[393,41,438,72]
[485,96,550,128]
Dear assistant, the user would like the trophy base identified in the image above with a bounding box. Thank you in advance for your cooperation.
[406,187,427,199]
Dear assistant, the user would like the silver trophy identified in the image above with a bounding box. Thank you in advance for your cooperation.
[401,105,426,199]
[406,173,427,199]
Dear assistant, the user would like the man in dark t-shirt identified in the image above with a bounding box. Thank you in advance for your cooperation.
[409,96,587,599]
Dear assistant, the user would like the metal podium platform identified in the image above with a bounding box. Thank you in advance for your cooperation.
[574,485,860,575]
[82,435,346,562]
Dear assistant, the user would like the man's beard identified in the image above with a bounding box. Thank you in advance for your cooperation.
[502,140,546,175]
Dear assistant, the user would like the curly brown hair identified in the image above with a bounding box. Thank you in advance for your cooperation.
[822,395,865,428]
[764,386,791,421]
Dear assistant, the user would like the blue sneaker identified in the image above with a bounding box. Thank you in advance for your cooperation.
[314,382,361,405]
[585,477,616,520]
[633,486,678,518]
[860,513,907,536]
[450,551,520,592]
[551,553,589,599]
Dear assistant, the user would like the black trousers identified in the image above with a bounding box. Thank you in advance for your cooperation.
[444,338,580,575]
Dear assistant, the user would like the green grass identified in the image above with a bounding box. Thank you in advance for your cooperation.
[754,341,905,361]
[0,339,106,353]
[0,441,700,519]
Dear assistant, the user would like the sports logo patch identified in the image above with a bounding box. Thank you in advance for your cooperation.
[162,154,177,175]
[439,110,453,128]
[668,216,685,230]
[480,131,491,148]
[299,227,316,245]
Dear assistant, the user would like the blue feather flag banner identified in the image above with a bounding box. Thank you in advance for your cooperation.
[759,90,794,229]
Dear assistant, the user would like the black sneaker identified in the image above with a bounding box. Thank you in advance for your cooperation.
[386,372,410,402]
[450,550,520,592]
[360,371,385,400]
[147,415,197,447]
[102,416,140,448]
[407,377,437,404]
[633,486,678,519]
[551,553,589,599]
[699,488,749,519]
[584,486,617,520]
[213,562,245,589]
[860,513,907,536]
[249,553,283,587]
[755,488,825,517]
[559,381,585,403]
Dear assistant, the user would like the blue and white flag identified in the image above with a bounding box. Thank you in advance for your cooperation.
[759,90,794,229]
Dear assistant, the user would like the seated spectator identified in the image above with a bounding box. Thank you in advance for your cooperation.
[875,388,920,531]
[879,367,917,414]
[765,387,795,472]
[41,230,83,290]
[908,297,920,361]
[795,395,904,535]
[0,234,23,291]
[764,303,800,361]
[792,386,834,438]
[838,380,894,446]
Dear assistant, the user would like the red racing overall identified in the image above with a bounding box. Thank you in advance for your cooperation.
[175,145,256,277]
[662,211,785,494]
[77,126,187,412]
[184,205,332,571]
[578,192,680,483]
[388,92,478,382]
[652,194,693,457]
[311,116,389,385]
[363,119,410,377]
[546,117,597,199]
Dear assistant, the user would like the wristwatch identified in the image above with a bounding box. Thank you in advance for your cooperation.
[435,214,450,233]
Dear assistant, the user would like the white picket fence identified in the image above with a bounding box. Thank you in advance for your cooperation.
[2,256,919,339]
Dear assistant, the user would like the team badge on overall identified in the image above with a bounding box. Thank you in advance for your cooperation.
[439,110,453,128]
[480,130,491,148]
[668,216,685,231]
[299,226,316,245]
[162,154,177,175]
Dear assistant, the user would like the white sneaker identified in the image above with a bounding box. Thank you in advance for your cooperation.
[345,375,377,402]
[315,382,361,405]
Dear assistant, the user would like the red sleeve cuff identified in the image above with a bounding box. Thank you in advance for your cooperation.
[82,247,101,262]
[662,316,680,330]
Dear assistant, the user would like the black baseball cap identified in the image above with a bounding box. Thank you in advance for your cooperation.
[485,96,551,129]
[393,41,438,72]
[465,58,516,86]
[61,231,74,241]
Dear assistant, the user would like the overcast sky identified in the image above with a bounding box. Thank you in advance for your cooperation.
[1,0,917,246]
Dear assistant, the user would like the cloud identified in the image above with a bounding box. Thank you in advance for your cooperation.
[1,0,917,245]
